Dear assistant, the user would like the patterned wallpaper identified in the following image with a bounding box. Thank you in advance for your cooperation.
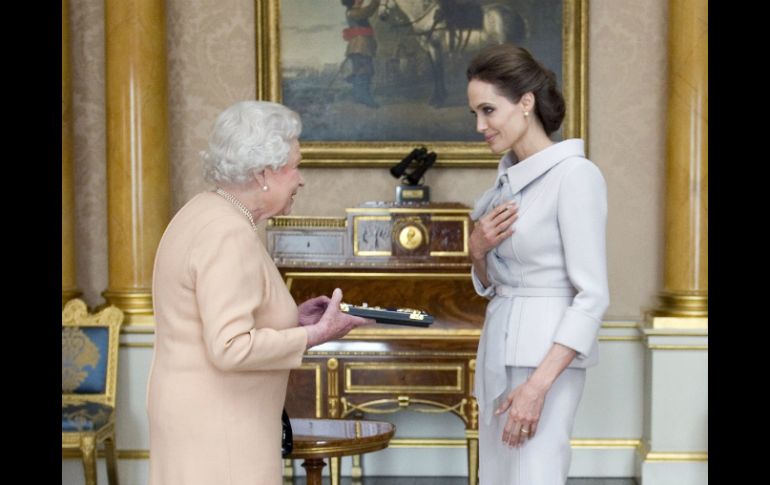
[68,0,669,318]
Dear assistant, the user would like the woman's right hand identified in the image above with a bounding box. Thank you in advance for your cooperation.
[304,288,374,349]
[469,202,519,261]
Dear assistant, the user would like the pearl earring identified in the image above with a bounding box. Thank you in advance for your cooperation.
[524,111,529,117]
[262,185,269,192]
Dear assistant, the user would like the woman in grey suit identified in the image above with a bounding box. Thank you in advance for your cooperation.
[466,44,610,484]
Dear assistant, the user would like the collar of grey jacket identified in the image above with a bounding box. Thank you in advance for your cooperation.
[496,138,585,196]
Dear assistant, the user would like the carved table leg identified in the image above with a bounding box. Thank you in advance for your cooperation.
[351,453,363,485]
[301,458,326,485]
[282,458,294,484]
[330,456,341,485]
[466,431,479,485]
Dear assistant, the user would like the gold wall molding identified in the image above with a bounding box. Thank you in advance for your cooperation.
[103,0,171,325]
[647,344,708,351]
[638,440,708,462]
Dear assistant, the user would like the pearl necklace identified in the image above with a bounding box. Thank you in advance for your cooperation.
[215,187,258,232]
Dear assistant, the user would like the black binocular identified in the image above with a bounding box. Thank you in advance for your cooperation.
[390,147,437,186]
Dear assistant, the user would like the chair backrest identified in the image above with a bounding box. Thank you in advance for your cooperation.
[62,299,124,408]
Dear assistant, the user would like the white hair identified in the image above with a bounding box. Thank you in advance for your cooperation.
[200,101,302,185]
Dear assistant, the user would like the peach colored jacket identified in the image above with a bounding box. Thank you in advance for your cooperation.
[147,191,308,485]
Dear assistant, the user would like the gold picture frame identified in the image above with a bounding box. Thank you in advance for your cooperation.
[256,0,587,167]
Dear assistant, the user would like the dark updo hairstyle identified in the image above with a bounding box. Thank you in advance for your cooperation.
[341,0,355,8]
[467,43,565,136]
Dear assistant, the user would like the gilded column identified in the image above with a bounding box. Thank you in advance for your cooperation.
[102,0,170,326]
[62,0,81,307]
[647,0,708,329]
[639,3,709,484]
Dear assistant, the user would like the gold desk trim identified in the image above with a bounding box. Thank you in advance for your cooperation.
[268,216,347,228]
[346,208,472,214]
[341,397,468,422]
[353,215,393,256]
[429,216,469,257]
[309,351,479,358]
[285,271,472,279]
[345,363,465,394]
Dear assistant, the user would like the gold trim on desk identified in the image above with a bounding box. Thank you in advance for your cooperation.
[340,396,468,421]
[285,272,473,279]
[353,216,393,256]
[345,328,481,339]
[346,208,472,214]
[309,351,478,358]
[345,363,465,394]
[268,216,347,228]
[429,216,469,257]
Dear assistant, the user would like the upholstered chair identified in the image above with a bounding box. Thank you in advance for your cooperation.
[62,299,124,485]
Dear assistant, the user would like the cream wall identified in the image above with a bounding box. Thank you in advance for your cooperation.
[70,0,667,320]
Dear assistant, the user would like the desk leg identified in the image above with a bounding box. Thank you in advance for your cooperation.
[330,456,340,485]
[351,453,362,484]
[466,431,479,485]
[282,458,294,483]
[301,458,326,485]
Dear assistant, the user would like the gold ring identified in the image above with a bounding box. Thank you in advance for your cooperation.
[521,429,529,434]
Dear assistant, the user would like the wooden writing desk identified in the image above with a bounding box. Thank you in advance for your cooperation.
[269,203,486,485]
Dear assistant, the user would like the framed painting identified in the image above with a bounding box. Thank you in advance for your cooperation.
[256,0,587,167]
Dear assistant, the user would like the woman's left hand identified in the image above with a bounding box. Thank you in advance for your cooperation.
[494,380,547,448]
[297,295,331,326]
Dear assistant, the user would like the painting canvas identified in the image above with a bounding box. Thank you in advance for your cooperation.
[257,0,585,165]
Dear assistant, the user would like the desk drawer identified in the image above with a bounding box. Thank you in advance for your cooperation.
[344,362,466,394]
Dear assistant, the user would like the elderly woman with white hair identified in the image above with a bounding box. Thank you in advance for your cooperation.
[147,101,372,485]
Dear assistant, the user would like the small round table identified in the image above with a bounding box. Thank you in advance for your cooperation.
[289,418,395,485]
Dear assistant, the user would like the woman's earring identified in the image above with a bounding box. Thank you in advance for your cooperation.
[262,185,269,192]
[524,111,529,117]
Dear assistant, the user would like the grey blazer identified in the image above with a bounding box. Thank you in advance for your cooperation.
[470,139,610,423]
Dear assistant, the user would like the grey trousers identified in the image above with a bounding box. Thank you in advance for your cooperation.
[478,366,586,485]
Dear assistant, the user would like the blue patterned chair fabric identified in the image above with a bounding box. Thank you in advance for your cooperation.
[62,326,109,394]
[62,402,114,432]
[61,299,123,485]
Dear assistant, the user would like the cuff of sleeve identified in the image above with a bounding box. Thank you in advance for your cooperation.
[285,326,309,368]
[552,307,602,358]
[471,267,495,299]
